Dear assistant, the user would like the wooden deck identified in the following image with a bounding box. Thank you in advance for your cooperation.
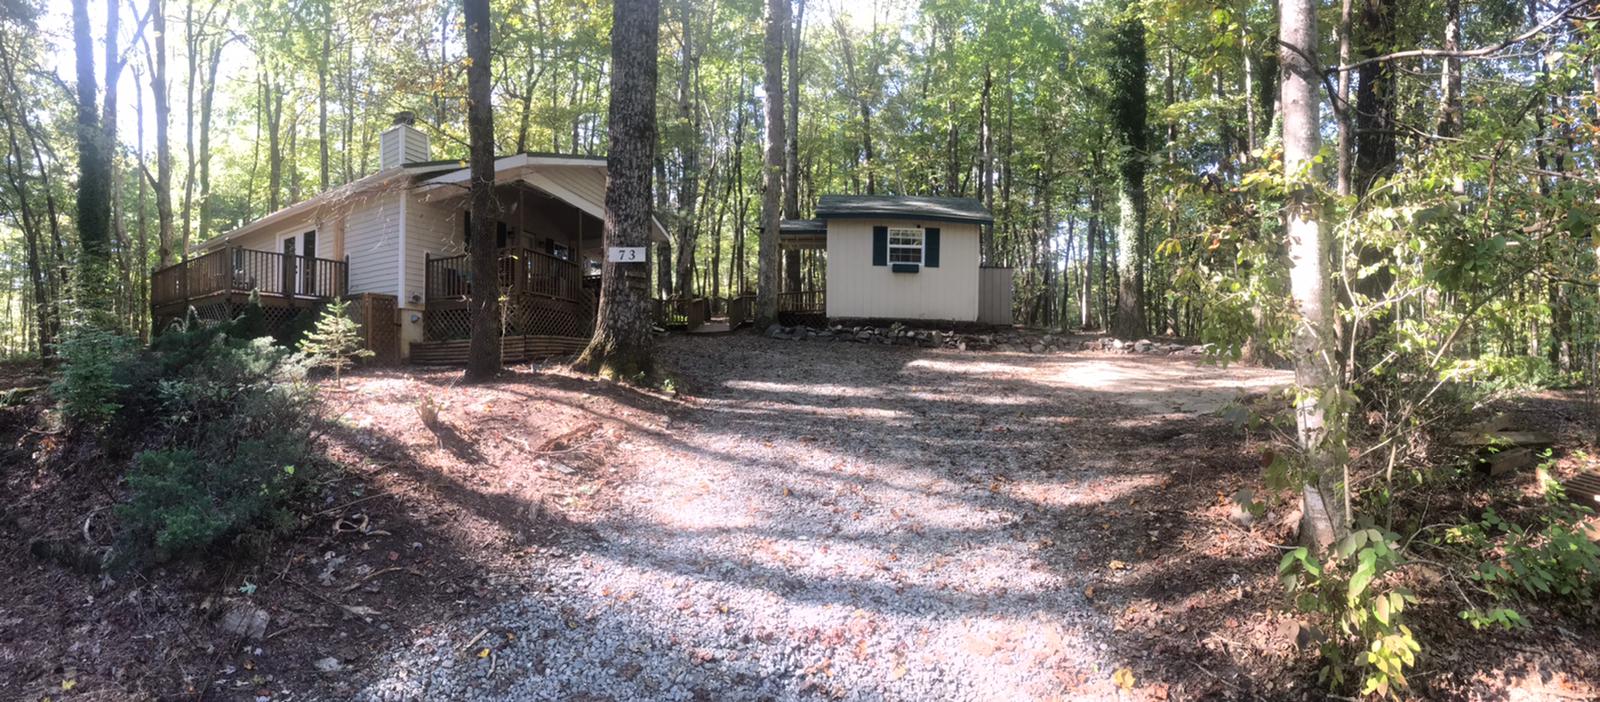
[778,289,825,325]
[151,246,348,331]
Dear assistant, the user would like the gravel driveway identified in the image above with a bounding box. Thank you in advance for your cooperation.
[357,336,1289,701]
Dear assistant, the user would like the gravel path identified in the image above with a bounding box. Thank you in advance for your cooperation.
[356,337,1288,701]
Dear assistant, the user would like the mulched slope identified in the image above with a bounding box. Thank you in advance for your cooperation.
[0,364,671,701]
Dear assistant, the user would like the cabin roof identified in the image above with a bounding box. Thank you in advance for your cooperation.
[815,195,994,225]
[195,153,660,253]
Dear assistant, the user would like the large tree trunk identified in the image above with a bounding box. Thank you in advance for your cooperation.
[577,0,660,377]
[753,0,787,329]
[72,0,113,316]
[1109,2,1147,339]
[463,0,501,382]
[1280,0,1348,550]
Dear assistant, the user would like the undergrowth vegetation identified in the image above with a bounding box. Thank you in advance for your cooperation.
[50,302,324,565]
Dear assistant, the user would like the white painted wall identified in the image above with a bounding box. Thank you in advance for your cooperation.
[824,218,980,322]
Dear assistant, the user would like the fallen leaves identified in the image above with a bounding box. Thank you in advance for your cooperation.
[1113,667,1137,690]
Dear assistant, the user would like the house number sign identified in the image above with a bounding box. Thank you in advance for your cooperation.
[608,246,647,263]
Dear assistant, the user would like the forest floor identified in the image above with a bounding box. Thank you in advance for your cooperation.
[1,334,1598,701]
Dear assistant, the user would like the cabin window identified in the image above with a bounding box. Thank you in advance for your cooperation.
[887,227,923,264]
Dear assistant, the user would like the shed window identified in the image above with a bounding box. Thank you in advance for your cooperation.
[887,227,923,264]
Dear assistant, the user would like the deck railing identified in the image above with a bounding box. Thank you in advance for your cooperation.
[655,296,709,328]
[778,289,825,314]
[725,293,755,327]
[151,246,348,309]
[425,248,580,302]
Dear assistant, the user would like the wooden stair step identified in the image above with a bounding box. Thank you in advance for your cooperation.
[1447,430,1556,448]
[1566,471,1600,507]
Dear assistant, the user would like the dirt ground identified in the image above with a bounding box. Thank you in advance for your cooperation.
[1,338,1597,700]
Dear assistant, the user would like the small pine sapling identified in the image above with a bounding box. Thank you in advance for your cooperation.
[298,298,374,386]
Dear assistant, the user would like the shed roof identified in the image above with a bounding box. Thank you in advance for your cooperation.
[815,195,993,225]
[778,219,828,234]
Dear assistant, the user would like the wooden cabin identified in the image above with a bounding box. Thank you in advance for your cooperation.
[151,113,669,362]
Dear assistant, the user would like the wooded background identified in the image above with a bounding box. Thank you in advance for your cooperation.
[1,0,1596,377]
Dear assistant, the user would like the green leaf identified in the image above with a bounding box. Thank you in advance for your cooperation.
[1349,550,1377,602]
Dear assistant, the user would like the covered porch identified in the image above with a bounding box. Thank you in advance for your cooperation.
[407,178,611,363]
[778,219,827,323]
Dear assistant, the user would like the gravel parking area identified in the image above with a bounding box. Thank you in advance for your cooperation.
[356,336,1290,701]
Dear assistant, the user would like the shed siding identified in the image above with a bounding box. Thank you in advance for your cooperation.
[825,219,980,322]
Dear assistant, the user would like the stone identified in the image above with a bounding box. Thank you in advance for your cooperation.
[218,600,270,640]
[765,324,784,339]
[315,656,345,673]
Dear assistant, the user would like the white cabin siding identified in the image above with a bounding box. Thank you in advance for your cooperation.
[824,219,981,322]
[344,192,403,298]
[404,191,463,306]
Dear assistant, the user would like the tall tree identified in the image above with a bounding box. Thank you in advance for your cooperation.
[577,0,660,376]
[1109,0,1147,338]
[146,0,174,270]
[782,0,804,292]
[754,0,787,328]
[1279,0,1347,549]
[463,0,500,382]
[72,0,113,313]
[671,0,700,298]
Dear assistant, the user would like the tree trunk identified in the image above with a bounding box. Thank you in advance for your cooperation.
[195,33,224,252]
[672,0,699,299]
[73,0,113,315]
[785,0,804,218]
[1110,2,1147,339]
[149,0,175,279]
[753,0,787,329]
[1280,0,1348,550]
[783,0,805,293]
[318,18,331,192]
[463,0,501,382]
[1334,0,1354,196]
[577,0,660,377]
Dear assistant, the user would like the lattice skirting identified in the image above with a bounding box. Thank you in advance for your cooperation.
[409,335,588,365]
[153,297,313,339]
[425,294,593,342]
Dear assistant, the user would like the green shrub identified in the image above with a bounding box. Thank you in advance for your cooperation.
[50,325,139,429]
[1446,495,1598,625]
[1279,528,1421,698]
[115,331,318,562]
[119,446,307,559]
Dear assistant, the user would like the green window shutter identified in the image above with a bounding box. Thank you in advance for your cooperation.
[872,226,888,266]
[925,228,940,268]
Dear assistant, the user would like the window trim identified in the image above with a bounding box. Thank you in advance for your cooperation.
[886,226,923,265]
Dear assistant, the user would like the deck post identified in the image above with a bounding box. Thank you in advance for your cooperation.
[342,254,351,298]
[178,257,190,304]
